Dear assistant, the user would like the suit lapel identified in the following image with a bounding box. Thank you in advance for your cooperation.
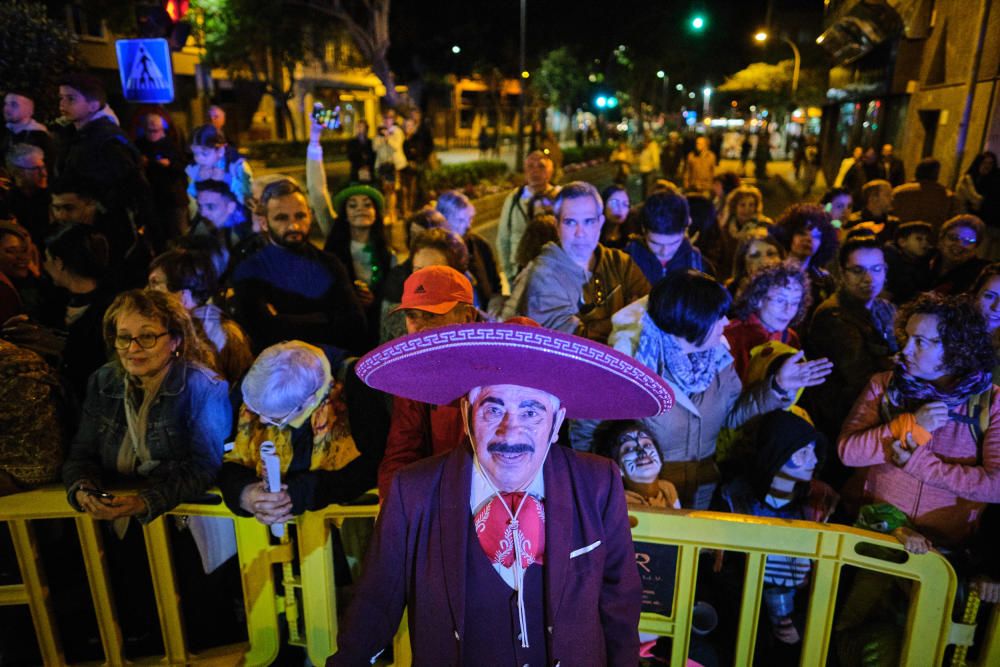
[543,446,572,627]
[438,447,472,641]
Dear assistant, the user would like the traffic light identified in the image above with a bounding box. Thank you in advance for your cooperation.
[137,1,192,50]
[690,14,706,31]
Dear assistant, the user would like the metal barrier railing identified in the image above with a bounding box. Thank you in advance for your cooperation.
[629,507,971,666]
[1,487,995,666]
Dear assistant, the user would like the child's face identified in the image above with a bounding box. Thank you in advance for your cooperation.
[778,443,818,482]
[616,429,662,484]
[899,232,932,258]
[192,145,224,168]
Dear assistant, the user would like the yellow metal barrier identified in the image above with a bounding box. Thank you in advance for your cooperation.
[297,504,412,667]
[0,486,407,666]
[630,507,965,666]
[2,487,995,666]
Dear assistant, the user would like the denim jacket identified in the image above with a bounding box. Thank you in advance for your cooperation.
[62,360,232,521]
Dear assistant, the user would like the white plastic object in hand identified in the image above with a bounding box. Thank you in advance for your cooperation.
[259,441,285,538]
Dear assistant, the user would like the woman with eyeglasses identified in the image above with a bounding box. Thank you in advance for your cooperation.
[577,269,831,509]
[61,289,237,653]
[930,214,990,295]
[599,185,637,249]
[63,289,229,522]
[218,340,383,524]
[725,263,812,384]
[839,292,1000,549]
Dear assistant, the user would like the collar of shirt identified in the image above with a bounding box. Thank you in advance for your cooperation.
[470,459,546,515]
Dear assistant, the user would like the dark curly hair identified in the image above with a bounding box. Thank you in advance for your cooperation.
[770,203,839,268]
[732,262,812,327]
[894,292,996,378]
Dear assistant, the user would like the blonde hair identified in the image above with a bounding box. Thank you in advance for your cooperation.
[103,289,217,371]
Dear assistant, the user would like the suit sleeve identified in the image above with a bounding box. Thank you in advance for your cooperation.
[600,461,642,666]
[327,473,410,666]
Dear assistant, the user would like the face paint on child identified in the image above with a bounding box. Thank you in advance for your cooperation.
[616,430,662,484]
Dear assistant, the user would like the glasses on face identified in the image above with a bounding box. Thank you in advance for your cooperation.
[844,263,887,278]
[114,331,170,350]
[944,232,978,246]
[248,385,327,428]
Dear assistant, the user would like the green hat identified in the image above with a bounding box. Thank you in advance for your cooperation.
[332,184,385,216]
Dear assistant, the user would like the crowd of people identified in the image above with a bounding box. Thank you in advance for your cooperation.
[2,69,1000,665]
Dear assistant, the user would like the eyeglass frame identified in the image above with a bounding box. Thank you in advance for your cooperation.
[113,331,171,350]
[244,383,330,428]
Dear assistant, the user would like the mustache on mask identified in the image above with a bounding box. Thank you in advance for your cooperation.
[487,442,534,455]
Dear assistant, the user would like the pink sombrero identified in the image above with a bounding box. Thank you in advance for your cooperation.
[355,323,674,419]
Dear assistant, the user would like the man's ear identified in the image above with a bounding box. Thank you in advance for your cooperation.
[550,406,567,445]
[460,396,471,437]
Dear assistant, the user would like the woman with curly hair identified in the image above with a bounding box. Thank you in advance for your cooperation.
[770,203,839,316]
[725,264,811,383]
[838,292,1000,548]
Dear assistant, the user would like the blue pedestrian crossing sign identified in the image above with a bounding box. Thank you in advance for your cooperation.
[115,39,174,103]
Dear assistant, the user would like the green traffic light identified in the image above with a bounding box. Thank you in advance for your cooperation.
[691,15,705,30]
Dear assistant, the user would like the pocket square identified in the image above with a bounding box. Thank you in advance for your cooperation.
[570,540,601,559]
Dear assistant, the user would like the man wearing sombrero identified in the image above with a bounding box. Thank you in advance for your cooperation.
[328,322,675,666]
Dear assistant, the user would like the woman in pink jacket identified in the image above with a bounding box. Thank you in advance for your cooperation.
[838,292,1000,548]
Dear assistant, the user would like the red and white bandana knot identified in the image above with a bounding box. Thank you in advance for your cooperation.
[475,491,545,568]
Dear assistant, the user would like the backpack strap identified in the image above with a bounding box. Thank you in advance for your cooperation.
[965,389,992,465]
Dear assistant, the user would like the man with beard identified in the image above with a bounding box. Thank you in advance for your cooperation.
[329,321,675,666]
[2,90,53,169]
[230,178,367,359]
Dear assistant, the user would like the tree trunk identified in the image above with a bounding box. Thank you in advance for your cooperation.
[370,54,400,108]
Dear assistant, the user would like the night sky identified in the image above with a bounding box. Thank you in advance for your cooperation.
[389,0,825,90]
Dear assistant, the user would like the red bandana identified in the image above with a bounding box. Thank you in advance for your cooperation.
[474,492,545,568]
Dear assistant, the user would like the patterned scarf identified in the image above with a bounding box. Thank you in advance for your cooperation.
[884,364,992,413]
[636,312,733,396]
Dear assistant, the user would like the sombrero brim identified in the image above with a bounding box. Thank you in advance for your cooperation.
[355,323,674,420]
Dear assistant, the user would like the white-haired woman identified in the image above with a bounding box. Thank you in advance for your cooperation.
[218,341,385,523]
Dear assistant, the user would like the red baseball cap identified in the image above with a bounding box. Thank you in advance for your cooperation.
[392,265,474,315]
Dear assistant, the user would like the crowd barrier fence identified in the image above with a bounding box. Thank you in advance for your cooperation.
[1,487,997,666]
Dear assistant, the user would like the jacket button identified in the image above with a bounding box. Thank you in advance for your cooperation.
[454,630,460,641]
[547,626,553,634]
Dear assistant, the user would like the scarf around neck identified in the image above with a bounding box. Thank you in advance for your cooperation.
[885,364,992,413]
[636,312,733,396]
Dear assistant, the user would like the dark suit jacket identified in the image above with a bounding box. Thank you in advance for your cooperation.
[329,444,641,666]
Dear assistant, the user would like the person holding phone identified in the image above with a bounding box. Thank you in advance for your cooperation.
[63,289,231,523]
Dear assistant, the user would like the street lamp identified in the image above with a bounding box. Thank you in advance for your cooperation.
[702,86,712,116]
[451,45,461,54]
[691,15,705,31]
[754,30,800,100]
[657,70,670,112]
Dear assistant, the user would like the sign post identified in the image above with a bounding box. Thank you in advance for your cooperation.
[115,38,175,104]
